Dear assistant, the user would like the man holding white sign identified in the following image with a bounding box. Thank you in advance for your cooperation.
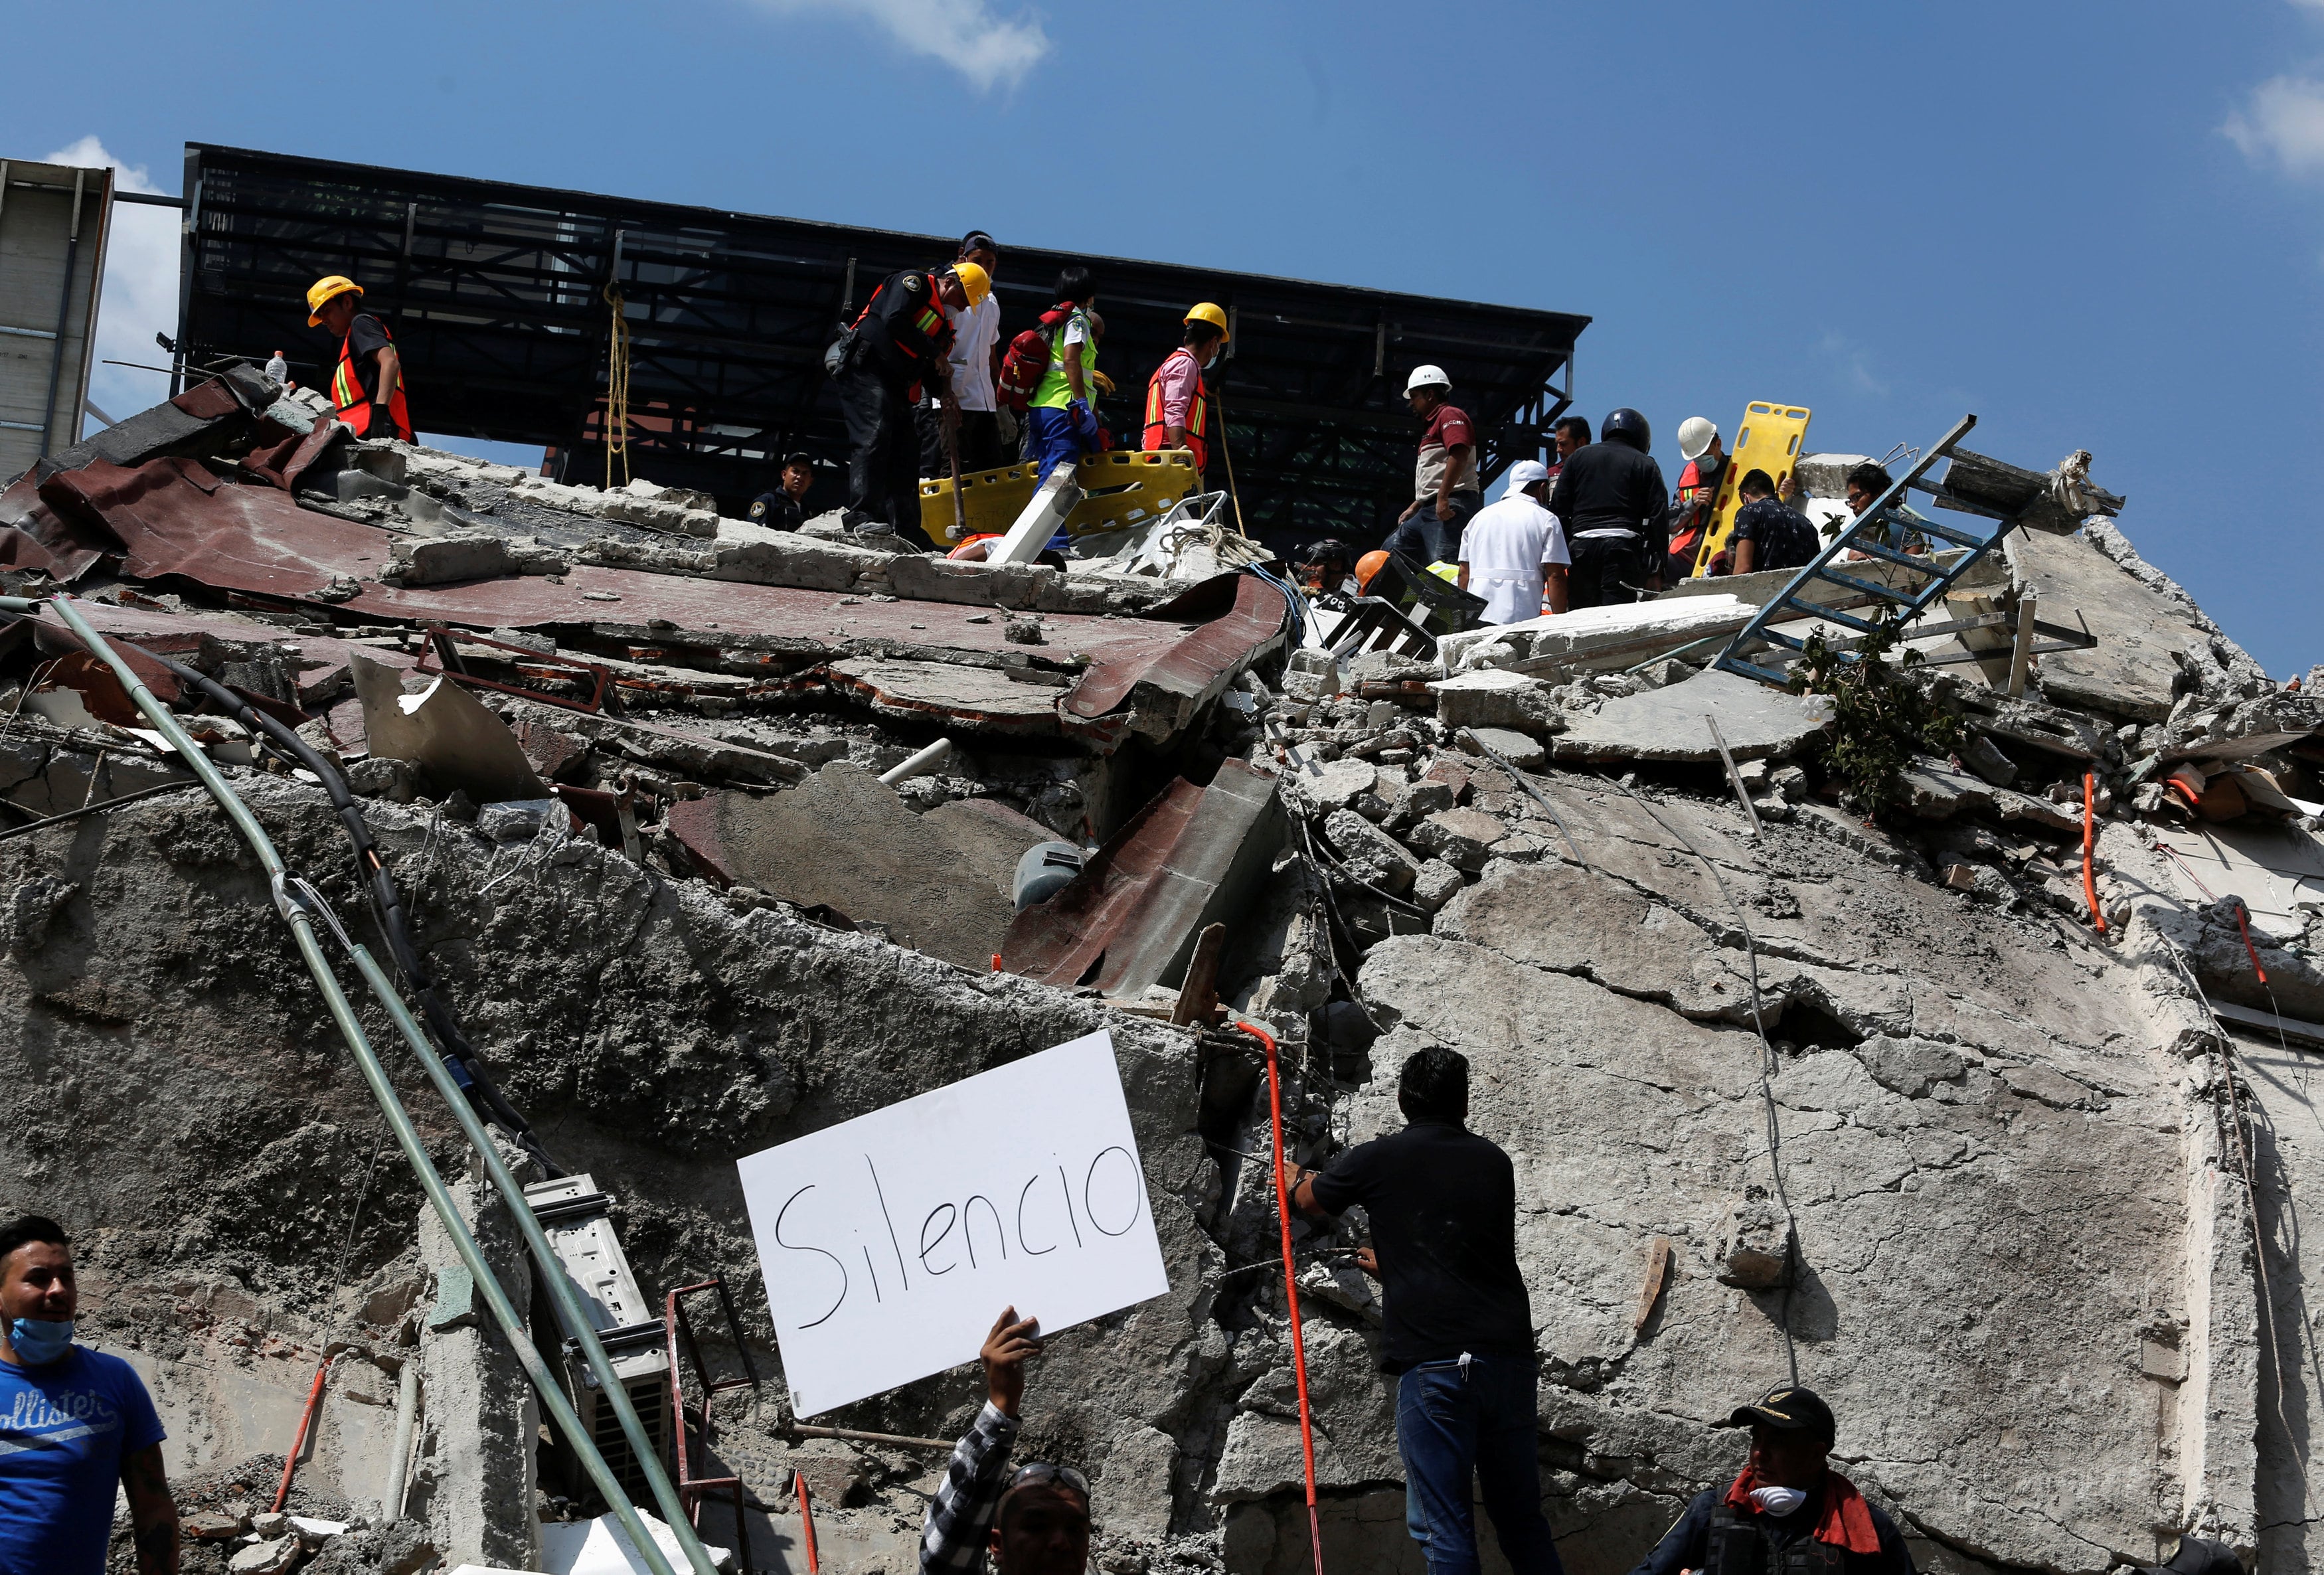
[917,1306,1092,1575]
[736,1029,1169,1418]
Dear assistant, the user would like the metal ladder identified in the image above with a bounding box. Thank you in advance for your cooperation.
[1714,414,1997,687]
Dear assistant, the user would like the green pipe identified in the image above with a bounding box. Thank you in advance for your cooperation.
[333,932,720,1575]
[42,597,690,1575]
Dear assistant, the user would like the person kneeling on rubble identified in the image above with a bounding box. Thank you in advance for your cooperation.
[920,1307,1090,1575]
[1625,1386,1912,1575]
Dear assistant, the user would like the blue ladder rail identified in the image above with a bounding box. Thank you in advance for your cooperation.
[1713,414,1999,688]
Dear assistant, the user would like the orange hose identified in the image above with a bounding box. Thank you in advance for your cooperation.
[272,1357,329,1513]
[2082,772,2107,934]
[1240,1020,1326,1575]
[795,1471,821,1574]
[2232,900,2269,985]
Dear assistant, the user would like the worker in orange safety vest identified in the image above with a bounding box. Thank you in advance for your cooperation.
[307,275,412,442]
[1141,302,1228,473]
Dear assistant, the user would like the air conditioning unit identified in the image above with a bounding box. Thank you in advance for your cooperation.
[524,1173,672,1506]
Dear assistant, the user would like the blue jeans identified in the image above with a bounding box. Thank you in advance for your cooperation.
[1027,404,1093,485]
[1396,1355,1562,1575]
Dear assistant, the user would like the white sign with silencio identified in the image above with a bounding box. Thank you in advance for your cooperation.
[736,1031,1169,1418]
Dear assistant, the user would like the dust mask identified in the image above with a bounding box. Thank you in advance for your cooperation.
[1750,1486,1807,1517]
[9,1318,72,1366]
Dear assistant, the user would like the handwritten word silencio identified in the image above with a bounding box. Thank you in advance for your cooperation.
[774,1147,1147,1330]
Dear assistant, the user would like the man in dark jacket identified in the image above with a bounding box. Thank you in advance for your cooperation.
[1625,1386,1914,1575]
[1291,1049,1560,1575]
[1546,408,1668,609]
[833,262,985,540]
[748,452,815,533]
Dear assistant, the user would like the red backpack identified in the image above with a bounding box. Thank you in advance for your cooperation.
[996,305,1074,412]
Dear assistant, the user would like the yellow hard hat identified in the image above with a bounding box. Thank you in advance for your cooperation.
[950,262,991,307]
[305,275,363,326]
[1185,301,1230,341]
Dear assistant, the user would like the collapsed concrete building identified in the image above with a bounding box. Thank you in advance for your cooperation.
[2,367,2322,1575]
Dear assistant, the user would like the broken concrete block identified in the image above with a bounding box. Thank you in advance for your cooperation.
[477,798,564,845]
[1098,1425,1181,1540]
[381,531,568,587]
[1411,859,1464,912]
[1430,669,1564,736]
[1716,1193,1791,1288]
[791,1442,871,1507]
[1457,725,1546,770]
[1438,594,1753,679]
[1959,734,2019,787]
[1550,669,1835,765]
[183,1511,247,1541]
[1853,1035,1968,1099]
[1280,757,1376,815]
[1322,808,1420,896]
[229,1536,300,1574]
[1385,776,1455,829]
[344,755,421,803]
[1406,807,1506,872]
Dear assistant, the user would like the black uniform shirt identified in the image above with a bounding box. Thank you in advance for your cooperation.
[748,490,804,531]
[1307,1119,1535,1372]
[856,270,957,384]
[1627,1483,1915,1575]
[1548,441,1671,557]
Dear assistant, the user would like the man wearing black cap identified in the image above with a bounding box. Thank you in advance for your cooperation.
[1626,1386,1913,1575]
[748,452,816,533]
[1291,1048,1560,1575]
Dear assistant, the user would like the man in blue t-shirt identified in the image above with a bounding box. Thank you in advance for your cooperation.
[0,1216,176,1574]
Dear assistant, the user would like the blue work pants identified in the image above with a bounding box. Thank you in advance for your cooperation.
[1396,1354,1562,1575]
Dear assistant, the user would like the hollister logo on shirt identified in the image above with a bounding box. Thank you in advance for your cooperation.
[0,1386,124,1453]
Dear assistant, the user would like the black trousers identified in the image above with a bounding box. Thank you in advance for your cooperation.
[837,360,924,537]
[1568,535,1651,609]
[918,407,1010,477]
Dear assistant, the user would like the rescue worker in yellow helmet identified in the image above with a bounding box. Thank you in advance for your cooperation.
[306,276,412,442]
[833,260,987,539]
[1141,302,1228,473]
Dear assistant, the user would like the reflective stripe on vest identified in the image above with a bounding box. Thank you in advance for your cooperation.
[852,272,950,363]
[333,321,410,440]
[1141,349,1208,468]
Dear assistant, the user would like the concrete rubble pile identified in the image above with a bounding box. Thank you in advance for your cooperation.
[3,374,2323,1575]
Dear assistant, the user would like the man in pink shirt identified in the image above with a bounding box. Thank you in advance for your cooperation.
[1141,303,1228,476]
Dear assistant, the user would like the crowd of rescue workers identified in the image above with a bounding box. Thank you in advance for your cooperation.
[296,233,1915,639]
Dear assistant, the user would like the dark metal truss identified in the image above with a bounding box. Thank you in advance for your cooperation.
[177,145,1586,546]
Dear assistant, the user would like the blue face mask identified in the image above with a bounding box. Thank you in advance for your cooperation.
[9,1319,73,1366]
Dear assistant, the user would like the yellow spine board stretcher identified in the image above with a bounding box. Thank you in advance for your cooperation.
[920,450,1203,543]
[1691,402,1810,576]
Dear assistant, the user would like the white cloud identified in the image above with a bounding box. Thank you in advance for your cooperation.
[744,0,1048,92]
[1815,331,1888,398]
[2224,75,2324,176]
[41,137,179,435]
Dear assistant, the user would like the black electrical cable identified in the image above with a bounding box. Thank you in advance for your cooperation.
[9,612,563,1176]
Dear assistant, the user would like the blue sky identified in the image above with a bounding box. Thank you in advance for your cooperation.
[10,1,2321,675]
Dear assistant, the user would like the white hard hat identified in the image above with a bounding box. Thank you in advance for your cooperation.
[1404,364,1452,396]
[1678,416,1718,461]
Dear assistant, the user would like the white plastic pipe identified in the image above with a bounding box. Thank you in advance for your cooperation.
[878,737,955,786]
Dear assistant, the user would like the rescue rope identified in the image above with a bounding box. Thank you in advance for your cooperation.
[1237,1019,1328,1575]
[605,285,633,491]
[1592,772,1801,1387]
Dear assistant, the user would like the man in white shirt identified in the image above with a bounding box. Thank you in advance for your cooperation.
[1456,459,1570,624]
[920,230,1010,474]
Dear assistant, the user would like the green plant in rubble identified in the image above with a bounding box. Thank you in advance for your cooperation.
[1787,607,1961,816]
